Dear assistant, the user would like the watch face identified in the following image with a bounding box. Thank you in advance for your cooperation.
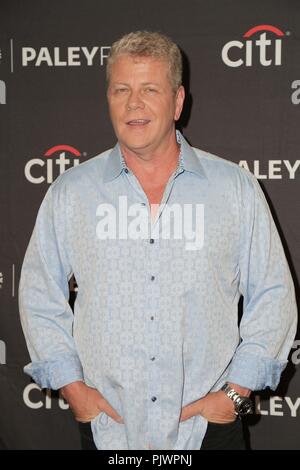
[237,398,253,416]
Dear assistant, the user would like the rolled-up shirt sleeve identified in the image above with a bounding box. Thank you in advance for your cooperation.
[226,171,297,391]
[19,182,83,390]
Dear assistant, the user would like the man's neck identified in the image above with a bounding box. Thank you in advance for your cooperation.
[120,133,180,181]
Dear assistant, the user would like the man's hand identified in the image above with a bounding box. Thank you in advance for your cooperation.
[180,383,251,424]
[60,381,123,424]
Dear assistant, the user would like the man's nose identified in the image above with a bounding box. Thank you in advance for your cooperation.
[126,90,145,110]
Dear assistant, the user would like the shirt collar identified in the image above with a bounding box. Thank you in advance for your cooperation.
[176,130,207,179]
[103,130,207,183]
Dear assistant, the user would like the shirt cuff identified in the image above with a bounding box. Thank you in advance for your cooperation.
[226,352,287,391]
[24,352,84,390]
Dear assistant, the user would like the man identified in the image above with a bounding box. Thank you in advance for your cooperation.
[19,31,297,450]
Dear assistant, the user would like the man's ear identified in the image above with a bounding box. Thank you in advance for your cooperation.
[174,86,185,121]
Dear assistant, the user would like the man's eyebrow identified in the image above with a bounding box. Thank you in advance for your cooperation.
[140,82,160,86]
[110,82,130,86]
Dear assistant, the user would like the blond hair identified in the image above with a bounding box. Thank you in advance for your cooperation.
[107,31,182,92]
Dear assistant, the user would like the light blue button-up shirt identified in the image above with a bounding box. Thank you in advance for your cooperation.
[19,131,297,450]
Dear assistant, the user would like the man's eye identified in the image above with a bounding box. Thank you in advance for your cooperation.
[145,88,157,93]
[115,88,128,94]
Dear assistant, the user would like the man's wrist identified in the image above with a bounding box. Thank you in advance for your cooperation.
[227,382,251,397]
[60,380,85,400]
[221,383,253,417]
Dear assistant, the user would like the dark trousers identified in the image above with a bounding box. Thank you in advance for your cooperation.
[200,419,246,450]
[78,422,97,450]
[78,418,246,451]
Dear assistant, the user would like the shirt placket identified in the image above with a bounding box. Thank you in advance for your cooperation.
[123,160,183,449]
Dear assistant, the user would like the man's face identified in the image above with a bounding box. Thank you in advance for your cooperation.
[107,54,185,156]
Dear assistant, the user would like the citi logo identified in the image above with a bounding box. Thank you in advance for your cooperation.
[23,383,69,409]
[222,24,285,67]
[25,144,82,184]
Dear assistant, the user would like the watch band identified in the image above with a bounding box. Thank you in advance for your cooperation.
[221,383,253,416]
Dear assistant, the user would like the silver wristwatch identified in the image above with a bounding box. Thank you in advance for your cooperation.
[221,383,253,417]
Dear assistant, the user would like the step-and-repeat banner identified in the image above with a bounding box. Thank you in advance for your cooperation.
[0,0,299,449]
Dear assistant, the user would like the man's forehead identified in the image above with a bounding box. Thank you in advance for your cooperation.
[112,54,168,68]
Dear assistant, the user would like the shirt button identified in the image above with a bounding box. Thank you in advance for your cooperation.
[150,316,154,321]
[151,396,157,402]
[124,168,129,173]
[149,238,154,244]
[141,202,146,206]
[150,356,156,361]
[150,275,155,281]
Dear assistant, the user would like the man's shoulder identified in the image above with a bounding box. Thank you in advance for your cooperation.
[191,146,256,187]
[51,147,113,190]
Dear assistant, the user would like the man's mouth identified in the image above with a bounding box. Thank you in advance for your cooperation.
[126,119,151,126]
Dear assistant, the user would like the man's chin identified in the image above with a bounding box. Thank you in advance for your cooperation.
[121,139,152,154]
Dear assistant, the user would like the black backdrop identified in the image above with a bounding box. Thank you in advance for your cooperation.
[0,0,299,449]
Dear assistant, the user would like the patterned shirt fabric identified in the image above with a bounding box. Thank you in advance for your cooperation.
[19,131,297,450]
